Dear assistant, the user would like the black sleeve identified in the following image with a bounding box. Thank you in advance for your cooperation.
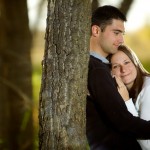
[88,67,150,139]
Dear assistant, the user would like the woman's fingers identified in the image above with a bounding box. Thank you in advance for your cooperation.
[114,75,125,87]
[113,75,129,101]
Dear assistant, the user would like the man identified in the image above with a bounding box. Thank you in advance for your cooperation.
[86,5,150,150]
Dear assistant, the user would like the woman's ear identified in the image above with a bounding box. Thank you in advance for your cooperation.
[91,25,100,37]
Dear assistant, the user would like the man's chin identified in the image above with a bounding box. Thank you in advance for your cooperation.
[112,49,118,54]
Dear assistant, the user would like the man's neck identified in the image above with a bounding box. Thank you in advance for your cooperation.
[90,37,108,58]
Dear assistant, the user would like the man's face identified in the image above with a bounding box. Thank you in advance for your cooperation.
[98,19,125,56]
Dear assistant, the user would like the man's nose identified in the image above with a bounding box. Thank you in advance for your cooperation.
[118,35,124,45]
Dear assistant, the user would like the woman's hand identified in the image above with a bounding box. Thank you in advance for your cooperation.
[114,76,130,101]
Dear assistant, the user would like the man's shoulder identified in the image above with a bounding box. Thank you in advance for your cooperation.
[89,55,108,70]
[90,55,103,65]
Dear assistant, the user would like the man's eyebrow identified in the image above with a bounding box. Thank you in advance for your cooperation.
[112,29,125,34]
[113,29,123,32]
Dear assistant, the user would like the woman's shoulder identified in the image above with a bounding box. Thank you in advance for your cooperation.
[135,76,150,108]
[143,76,150,87]
[138,76,150,97]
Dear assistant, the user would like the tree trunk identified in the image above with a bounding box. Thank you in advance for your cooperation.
[39,0,91,149]
[0,0,33,149]
[119,0,134,16]
[92,0,99,12]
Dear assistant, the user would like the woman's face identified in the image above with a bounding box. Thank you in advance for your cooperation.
[111,51,137,89]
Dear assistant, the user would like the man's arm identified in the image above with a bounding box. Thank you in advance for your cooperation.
[88,67,150,139]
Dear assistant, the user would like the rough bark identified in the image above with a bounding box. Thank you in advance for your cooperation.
[39,0,91,149]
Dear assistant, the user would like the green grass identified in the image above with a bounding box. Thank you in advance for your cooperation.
[32,63,42,150]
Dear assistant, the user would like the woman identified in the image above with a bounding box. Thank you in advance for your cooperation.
[109,45,150,150]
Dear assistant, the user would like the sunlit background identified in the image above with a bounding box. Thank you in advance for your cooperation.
[27,0,150,32]
[27,0,150,63]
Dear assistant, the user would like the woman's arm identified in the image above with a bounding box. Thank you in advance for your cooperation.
[125,99,138,117]
[137,85,150,150]
[116,76,150,149]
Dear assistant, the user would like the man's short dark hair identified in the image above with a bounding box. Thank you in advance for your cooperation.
[92,5,127,31]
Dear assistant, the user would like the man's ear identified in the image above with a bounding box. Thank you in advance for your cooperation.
[91,25,100,37]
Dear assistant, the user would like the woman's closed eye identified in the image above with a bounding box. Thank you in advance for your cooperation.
[112,65,120,69]
[124,61,131,65]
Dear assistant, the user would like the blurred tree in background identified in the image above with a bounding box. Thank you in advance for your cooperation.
[0,0,33,149]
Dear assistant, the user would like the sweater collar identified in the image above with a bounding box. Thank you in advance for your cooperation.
[90,51,110,64]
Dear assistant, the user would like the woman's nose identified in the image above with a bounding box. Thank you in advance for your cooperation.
[120,65,126,72]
